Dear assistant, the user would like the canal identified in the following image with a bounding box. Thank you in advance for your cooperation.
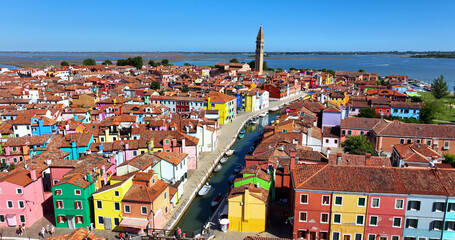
[175,111,279,232]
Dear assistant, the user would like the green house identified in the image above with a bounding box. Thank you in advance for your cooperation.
[233,165,274,199]
[52,173,96,229]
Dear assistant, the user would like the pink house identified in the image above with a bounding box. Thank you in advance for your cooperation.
[0,169,49,227]
[340,117,381,142]
[365,195,406,239]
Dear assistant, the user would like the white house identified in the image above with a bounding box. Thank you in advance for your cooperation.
[258,90,269,110]
[196,122,218,152]
[156,152,188,185]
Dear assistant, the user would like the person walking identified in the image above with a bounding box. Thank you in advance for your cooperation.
[40,227,46,238]
[50,226,55,236]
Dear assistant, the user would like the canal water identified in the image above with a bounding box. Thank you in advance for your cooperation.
[175,111,279,232]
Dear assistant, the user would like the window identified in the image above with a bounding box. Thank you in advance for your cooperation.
[165,206,168,214]
[321,213,329,223]
[114,202,120,211]
[124,205,131,213]
[55,189,62,195]
[74,189,81,195]
[448,203,455,212]
[408,200,421,211]
[393,217,402,227]
[320,232,328,240]
[355,234,362,240]
[76,216,83,224]
[141,206,148,215]
[406,218,418,228]
[114,218,120,226]
[400,138,405,144]
[53,180,59,185]
[98,216,104,224]
[96,200,102,209]
[333,232,340,240]
[6,201,13,208]
[371,198,380,208]
[18,200,25,209]
[444,141,450,149]
[299,212,307,222]
[368,235,376,240]
[114,191,120,197]
[432,220,443,230]
[360,131,364,136]
[325,139,329,143]
[133,151,137,156]
[392,236,400,240]
[356,215,364,225]
[433,202,445,212]
[164,192,167,200]
[426,140,432,146]
[74,201,82,209]
[348,130,352,136]
[0,215,4,222]
[16,188,23,194]
[335,196,343,206]
[447,221,455,231]
[322,195,330,205]
[395,199,404,209]
[342,130,346,136]
[369,216,378,226]
[358,197,366,207]
[335,139,338,144]
[57,215,66,223]
[407,139,412,144]
[300,194,308,204]
[56,200,63,209]
[19,215,25,223]
[100,137,105,142]
[165,139,170,145]
[333,214,341,224]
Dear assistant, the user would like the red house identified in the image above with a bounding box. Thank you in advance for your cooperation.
[365,195,406,239]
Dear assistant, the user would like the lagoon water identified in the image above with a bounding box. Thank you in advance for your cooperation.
[1,53,454,88]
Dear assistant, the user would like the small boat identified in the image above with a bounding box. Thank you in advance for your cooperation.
[211,194,223,207]
[259,112,267,118]
[234,164,243,174]
[198,183,211,196]
[220,157,228,163]
[238,130,245,139]
[251,118,259,124]
[269,106,280,112]
[228,173,237,182]
[225,149,235,156]
[214,164,222,172]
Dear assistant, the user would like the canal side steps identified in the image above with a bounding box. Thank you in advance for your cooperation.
[162,92,308,231]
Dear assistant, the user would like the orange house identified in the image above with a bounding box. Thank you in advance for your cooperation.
[120,172,170,234]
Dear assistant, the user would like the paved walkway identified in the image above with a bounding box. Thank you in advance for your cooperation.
[163,91,308,231]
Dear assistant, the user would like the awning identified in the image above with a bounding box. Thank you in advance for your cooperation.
[119,218,149,229]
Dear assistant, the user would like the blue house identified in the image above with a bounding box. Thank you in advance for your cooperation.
[236,91,244,111]
[31,116,58,136]
[392,84,408,94]
[390,102,422,119]
[28,134,54,157]
[59,133,94,160]
[403,196,446,239]
[443,198,455,239]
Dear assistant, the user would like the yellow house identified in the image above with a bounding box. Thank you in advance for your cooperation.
[330,193,367,240]
[204,92,236,125]
[92,175,134,230]
[228,183,269,232]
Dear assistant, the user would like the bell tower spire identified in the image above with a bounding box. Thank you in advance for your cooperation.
[255,26,264,75]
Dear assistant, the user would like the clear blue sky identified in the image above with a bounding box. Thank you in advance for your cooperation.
[2,0,454,52]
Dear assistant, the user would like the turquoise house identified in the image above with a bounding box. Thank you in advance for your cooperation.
[59,133,94,160]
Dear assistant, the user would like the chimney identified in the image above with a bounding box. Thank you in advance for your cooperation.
[326,148,331,158]
[290,147,296,170]
[125,143,129,150]
[147,139,154,153]
[306,126,312,146]
[182,138,186,149]
[336,152,343,165]
[30,169,37,181]
[365,153,371,166]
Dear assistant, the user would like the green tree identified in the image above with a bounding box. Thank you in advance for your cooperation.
[116,56,143,69]
[230,58,239,63]
[289,67,297,71]
[410,96,423,102]
[276,68,283,73]
[342,135,374,155]
[419,101,442,124]
[184,63,194,66]
[102,60,113,65]
[8,164,16,171]
[431,75,449,99]
[151,81,160,90]
[60,61,69,67]
[443,154,455,167]
[358,107,377,118]
[148,60,155,66]
[182,86,190,93]
[358,69,365,72]
[248,60,256,69]
[83,58,96,66]
[161,59,170,65]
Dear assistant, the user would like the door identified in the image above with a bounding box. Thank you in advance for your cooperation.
[104,217,112,230]
[343,235,351,240]
[309,232,316,240]
[67,215,75,229]
[6,215,17,226]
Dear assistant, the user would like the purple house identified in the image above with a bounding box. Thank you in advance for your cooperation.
[321,106,342,131]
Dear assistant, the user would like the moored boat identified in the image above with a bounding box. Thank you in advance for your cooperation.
[214,164,222,172]
[211,194,223,207]
[234,164,243,174]
[225,149,235,156]
[198,183,211,196]
[228,173,237,182]
[220,157,228,163]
